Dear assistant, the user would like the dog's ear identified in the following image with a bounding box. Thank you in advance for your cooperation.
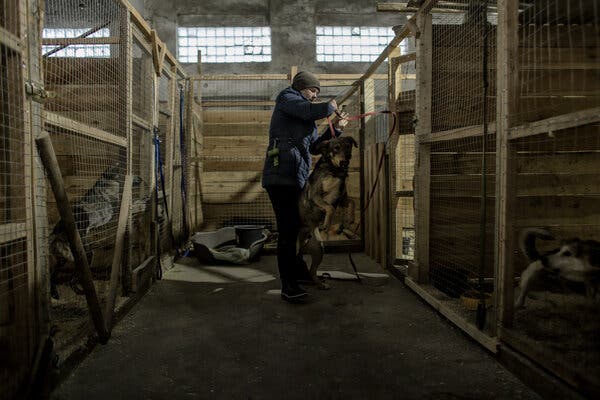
[342,136,358,148]
[315,140,330,154]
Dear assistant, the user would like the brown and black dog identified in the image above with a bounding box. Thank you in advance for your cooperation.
[297,135,358,288]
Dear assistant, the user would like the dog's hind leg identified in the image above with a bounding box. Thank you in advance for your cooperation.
[306,233,329,289]
[515,260,544,308]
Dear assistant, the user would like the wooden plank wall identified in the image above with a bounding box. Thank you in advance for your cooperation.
[423,12,600,297]
[198,76,363,239]
[511,123,600,274]
[44,58,123,136]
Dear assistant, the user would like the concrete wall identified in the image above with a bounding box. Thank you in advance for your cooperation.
[145,0,408,75]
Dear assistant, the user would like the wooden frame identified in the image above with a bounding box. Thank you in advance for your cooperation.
[412,11,432,283]
[494,0,519,331]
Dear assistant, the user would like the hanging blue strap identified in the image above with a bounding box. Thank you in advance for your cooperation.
[153,128,163,280]
[153,127,180,259]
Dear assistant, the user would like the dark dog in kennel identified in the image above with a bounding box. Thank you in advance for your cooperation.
[515,228,600,308]
[49,163,140,299]
[297,135,358,289]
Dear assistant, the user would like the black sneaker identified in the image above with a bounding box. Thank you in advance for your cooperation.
[281,286,308,303]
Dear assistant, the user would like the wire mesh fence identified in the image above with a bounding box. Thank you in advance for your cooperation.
[42,0,129,356]
[515,0,599,125]
[428,133,496,333]
[156,73,173,253]
[197,77,285,232]
[361,75,391,264]
[509,123,600,393]
[503,0,600,394]
[431,3,496,134]
[38,0,185,369]
[1,0,41,397]
[130,124,153,269]
[392,38,416,263]
[404,1,499,334]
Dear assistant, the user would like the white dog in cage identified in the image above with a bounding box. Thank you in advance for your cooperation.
[515,228,600,308]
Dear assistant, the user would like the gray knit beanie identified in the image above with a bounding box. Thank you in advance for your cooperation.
[292,71,320,92]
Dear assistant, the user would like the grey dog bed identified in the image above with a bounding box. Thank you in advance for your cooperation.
[191,226,268,265]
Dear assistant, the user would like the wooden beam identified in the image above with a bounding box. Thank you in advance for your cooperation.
[336,0,438,105]
[0,223,26,244]
[150,29,166,76]
[421,122,497,143]
[395,52,416,64]
[377,2,464,13]
[105,174,132,330]
[42,21,110,57]
[389,46,403,265]
[199,74,289,81]
[412,11,432,283]
[509,106,600,140]
[117,0,183,73]
[131,24,152,54]
[377,1,524,13]
[121,7,134,294]
[36,133,109,343]
[43,111,127,147]
[42,37,120,46]
[405,278,498,353]
[201,100,275,107]
[495,0,520,332]
[317,73,388,80]
[132,113,152,130]
[0,26,23,53]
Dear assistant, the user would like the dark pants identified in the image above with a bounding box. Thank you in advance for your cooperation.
[266,185,303,289]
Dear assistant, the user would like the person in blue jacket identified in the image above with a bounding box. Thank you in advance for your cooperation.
[262,70,345,303]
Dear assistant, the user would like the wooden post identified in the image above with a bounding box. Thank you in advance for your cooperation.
[412,12,432,283]
[105,175,132,330]
[36,133,109,343]
[495,0,519,332]
[290,65,298,82]
[24,0,47,363]
[167,67,177,231]
[358,84,367,251]
[152,45,161,266]
[190,69,204,229]
[121,8,134,294]
[388,47,402,266]
[362,78,376,259]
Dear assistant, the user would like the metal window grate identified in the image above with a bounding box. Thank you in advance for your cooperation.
[177,27,272,63]
[42,28,111,58]
[316,26,405,62]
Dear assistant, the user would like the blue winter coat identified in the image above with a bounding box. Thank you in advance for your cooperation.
[261,87,340,189]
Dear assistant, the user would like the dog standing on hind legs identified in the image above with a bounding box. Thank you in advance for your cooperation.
[515,227,600,308]
[297,135,358,289]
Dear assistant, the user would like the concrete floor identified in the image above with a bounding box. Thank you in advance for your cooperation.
[52,253,540,400]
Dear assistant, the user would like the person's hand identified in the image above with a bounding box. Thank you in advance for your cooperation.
[333,111,349,130]
[329,99,338,111]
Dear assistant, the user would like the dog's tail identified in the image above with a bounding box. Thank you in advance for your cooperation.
[519,228,554,261]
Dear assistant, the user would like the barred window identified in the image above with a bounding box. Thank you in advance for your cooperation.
[177,27,272,63]
[42,28,110,58]
[316,26,405,62]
